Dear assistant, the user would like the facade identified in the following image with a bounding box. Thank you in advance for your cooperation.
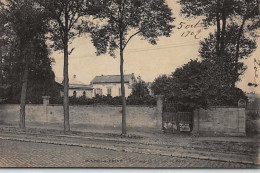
[90,73,136,97]
[55,75,93,98]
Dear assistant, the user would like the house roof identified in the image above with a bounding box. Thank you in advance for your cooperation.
[55,77,93,90]
[91,74,135,84]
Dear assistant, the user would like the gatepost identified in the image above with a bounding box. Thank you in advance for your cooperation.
[155,95,164,131]
[192,109,200,136]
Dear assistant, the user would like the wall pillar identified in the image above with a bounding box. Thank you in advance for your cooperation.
[238,99,246,136]
[42,96,50,122]
[155,95,164,131]
[238,108,246,136]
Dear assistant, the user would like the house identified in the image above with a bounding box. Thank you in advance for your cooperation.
[90,73,136,97]
[55,75,93,98]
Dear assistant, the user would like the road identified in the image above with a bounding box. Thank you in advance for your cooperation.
[0,139,257,168]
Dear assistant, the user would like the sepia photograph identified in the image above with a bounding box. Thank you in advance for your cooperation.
[0,0,259,169]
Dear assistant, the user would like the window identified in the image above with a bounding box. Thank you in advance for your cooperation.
[119,88,121,96]
[73,91,77,97]
[83,91,86,97]
[107,88,112,96]
[96,88,102,96]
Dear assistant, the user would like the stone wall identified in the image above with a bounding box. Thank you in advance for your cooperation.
[0,104,161,133]
[193,107,246,136]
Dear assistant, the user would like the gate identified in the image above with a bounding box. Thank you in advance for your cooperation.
[162,101,193,133]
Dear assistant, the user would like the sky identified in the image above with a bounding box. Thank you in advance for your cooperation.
[51,0,260,94]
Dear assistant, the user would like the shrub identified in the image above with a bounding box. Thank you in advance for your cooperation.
[246,111,259,120]
[49,96,63,105]
[127,95,156,106]
[49,95,156,106]
[246,111,260,135]
[246,119,260,135]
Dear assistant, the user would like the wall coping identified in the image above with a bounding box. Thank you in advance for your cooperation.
[0,104,155,108]
[208,106,240,108]
[48,104,156,108]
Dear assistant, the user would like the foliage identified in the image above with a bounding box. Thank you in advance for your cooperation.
[176,0,259,109]
[246,111,259,121]
[247,98,260,110]
[127,77,157,106]
[50,95,156,106]
[246,111,260,135]
[37,0,92,51]
[199,27,257,88]
[127,95,156,106]
[151,59,248,110]
[179,0,259,29]
[89,0,175,57]
[131,78,149,97]
[0,0,60,105]
[179,0,260,88]
[171,59,209,110]
[151,74,174,97]
[246,119,260,135]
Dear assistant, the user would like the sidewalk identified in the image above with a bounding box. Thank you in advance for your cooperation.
[0,122,258,143]
[0,123,259,166]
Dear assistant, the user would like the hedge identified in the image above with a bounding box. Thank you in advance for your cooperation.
[49,95,156,106]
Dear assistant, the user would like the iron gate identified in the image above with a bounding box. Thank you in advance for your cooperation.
[162,101,193,133]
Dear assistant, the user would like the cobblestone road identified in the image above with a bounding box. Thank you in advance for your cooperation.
[0,139,258,168]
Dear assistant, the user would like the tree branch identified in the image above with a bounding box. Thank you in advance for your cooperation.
[68,0,82,30]
[122,30,141,50]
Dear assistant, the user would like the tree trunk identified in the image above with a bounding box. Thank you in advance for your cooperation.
[232,18,246,88]
[0,54,2,84]
[63,4,70,133]
[63,38,70,132]
[20,63,28,129]
[120,47,127,135]
[118,2,127,135]
[119,24,127,134]
[216,0,221,54]
[220,0,227,54]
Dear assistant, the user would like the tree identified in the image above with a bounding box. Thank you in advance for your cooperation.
[179,0,260,88]
[151,59,248,110]
[38,0,94,132]
[131,77,149,97]
[89,0,174,134]
[199,27,257,94]
[127,77,156,105]
[1,0,51,128]
[151,74,174,97]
